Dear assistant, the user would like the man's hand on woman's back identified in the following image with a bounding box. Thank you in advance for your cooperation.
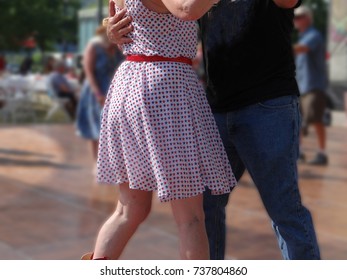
[106,1,133,46]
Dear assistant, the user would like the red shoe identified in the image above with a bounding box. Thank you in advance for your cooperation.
[81,252,107,260]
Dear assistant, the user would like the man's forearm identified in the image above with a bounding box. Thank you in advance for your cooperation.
[293,44,310,55]
[161,0,219,21]
[273,0,299,9]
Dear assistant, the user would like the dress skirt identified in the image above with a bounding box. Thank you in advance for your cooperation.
[97,60,236,202]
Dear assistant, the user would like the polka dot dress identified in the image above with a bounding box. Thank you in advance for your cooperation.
[97,0,237,202]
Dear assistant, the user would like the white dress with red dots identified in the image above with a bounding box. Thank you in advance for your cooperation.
[97,0,237,202]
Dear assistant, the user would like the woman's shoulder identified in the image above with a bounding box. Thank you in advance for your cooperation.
[86,37,106,53]
[89,36,103,46]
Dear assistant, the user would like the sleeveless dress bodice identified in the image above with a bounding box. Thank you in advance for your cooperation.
[118,0,198,59]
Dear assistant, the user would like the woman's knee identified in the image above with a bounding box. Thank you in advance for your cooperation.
[111,201,151,228]
[116,186,152,226]
[132,202,151,224]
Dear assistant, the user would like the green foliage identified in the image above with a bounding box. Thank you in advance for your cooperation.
[0,0,81,52]
[85,0,109,8]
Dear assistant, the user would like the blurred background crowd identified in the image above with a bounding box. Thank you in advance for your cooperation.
[1,0,346,125]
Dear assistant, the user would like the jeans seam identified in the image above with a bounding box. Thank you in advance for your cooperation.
[216,113,229,259]
[291,100,316,259]
[215,198,221,259]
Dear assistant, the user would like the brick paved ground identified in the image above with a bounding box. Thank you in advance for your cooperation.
[0,121,346,260]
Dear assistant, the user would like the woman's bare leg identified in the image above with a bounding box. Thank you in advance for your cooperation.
[93,183,152,259]
[170,194,209,260]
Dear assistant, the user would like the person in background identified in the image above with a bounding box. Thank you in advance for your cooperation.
[76,25,124,161]
[294,5,329,165]
[0,54,6,75]
[19,55,33,75]
[43,56,56,75]
[48,60,78,119]
[0,54,6,108]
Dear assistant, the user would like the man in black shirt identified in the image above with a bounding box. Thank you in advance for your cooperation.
[201,0,301,111]
[200,0,320,260]
[106,0,320,260]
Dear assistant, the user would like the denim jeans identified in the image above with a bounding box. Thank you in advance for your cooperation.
[203,95,321,260]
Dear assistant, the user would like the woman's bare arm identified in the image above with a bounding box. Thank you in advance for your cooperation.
[160,0,219,20]
[273,0,299,9]
[106,0,218,45]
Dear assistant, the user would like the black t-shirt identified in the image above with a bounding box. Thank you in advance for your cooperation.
[200,0,301,112]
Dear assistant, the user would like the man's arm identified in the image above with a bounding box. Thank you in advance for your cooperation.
[273,0,299,9]
[293,44,310,55]
[293,31,321,55]
[107,0,133,45]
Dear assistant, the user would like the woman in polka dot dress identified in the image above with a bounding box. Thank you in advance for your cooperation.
[87,0,237,260]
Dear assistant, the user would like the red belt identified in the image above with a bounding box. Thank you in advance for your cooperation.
[126,55,192,66]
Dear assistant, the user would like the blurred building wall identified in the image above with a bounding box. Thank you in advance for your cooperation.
[78,6,108,53]
[328,0,347,109]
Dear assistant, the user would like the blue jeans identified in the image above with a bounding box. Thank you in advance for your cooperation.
[204,95,321,260]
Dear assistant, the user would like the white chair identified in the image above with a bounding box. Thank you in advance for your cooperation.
[0,78,37,124]
[0,86,8,119]
[44,78,71,122]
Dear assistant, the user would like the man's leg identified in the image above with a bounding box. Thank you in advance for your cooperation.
[229,95,320,259]
[314,122,326,152]
[203,113,245,260]
[301,91,328,165]
[309,121,328,165]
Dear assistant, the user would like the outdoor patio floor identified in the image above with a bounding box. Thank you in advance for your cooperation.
[0,121,346,260]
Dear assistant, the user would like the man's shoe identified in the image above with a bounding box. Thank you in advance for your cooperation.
[308,153,328,166]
